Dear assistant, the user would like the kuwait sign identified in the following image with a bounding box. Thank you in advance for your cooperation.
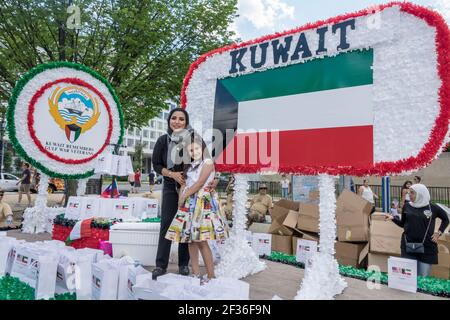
[7,62,124,179]
[182,2,450,176]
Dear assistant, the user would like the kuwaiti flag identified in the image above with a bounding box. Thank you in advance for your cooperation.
[67,218,93,243]
[213,49,374,169]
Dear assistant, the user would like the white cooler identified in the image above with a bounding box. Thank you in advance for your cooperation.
[109,222,161,266]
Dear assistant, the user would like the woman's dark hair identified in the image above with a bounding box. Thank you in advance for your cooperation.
[167,108,189,135]
[402,180,413,190]
[182,133,211,179]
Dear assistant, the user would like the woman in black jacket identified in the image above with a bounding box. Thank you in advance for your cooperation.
[385,183,449,276]
[151,107,193,279]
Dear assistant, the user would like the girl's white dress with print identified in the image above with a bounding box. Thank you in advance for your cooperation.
[165,159,229,243]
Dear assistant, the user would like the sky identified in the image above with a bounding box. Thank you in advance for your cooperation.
[231,0,448,41]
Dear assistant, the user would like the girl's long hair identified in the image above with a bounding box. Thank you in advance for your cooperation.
[182,133,211,180]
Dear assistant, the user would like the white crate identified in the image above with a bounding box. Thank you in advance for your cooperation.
[109,223,160,266]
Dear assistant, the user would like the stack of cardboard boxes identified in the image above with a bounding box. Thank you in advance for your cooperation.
[256,190,450,280]
[263,199,320,255]
[334,190,371,268]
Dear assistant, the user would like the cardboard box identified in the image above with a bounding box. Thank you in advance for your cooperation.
[271,235,293,255]
[248,223,271,234]
[297,203,319,233]
[309,190,320,201]
[292,232,320,255]
[430,253,450,279]
[370,213,403,255]
[368,253,400,273]
[269,200,299,236]
[336,190,372,242]
[335,242,369,268]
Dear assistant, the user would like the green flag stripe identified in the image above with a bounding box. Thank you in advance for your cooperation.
[220,49,373,102]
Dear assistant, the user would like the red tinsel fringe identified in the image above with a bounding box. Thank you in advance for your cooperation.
[180,2,450,176]
[27,77,114,164]
[52,224,109,249]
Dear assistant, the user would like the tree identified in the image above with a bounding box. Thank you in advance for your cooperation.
[14,157,22,173]
[0,0,237,198]
[0,0,238,128]
[133,141,143,171]
[3,145,12,172]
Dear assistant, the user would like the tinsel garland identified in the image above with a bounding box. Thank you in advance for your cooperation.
[182,2,450,176]
[295,175,346,300]
[215,174,266,279]
[141,217,161,223]
[0,275,76,300]
[22,172,50,234]
[264,252,450,298]
[53,214,121,229]
[6,61,125,179]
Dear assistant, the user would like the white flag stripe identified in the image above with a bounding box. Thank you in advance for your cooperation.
[237,85,373,133]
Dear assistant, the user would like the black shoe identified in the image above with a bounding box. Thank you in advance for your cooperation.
[152,267,166,280]
[179,266,190,276]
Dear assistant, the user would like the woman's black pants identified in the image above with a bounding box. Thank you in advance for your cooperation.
[155,183,190,269]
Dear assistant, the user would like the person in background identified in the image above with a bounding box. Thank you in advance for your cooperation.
[401,180,413,206]
[248,184,273,226]
[385,184,449,277]
[414,176,422,184]
[128,172,135,193]
[358,179,378,213]
[134,169,141,191]
[280,175,290,199]
[0,190,13,225]
[17,163,32,207]
[390,199,400,217]
[148,170,155,193]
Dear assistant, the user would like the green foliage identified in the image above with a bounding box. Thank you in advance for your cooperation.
[3,146,12,172]
[133,140,143,170]
[0,0,238,128]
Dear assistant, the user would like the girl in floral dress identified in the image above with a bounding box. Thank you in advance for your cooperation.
[166,134,228,282]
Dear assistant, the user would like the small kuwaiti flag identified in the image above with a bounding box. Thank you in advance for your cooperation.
[213,49,374,169]
[101,179,120,198]
[65,124,82,143]
[66,218,93,244]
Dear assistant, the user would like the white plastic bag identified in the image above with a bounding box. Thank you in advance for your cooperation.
[122,265,149,300]
[91,260,120,300]
[10,244,59,300]
[0,237,21,276]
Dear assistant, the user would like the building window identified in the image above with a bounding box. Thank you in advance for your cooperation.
[143,141,149,149]
[150,141,156,149]
[151,120,155,128]
[163,123,168,131]
[143,130,149,138]
[157,122,163,130]
[150,131,156,139]
[127,139,134,147]
[136,129,141,136]
[164,113,169,120]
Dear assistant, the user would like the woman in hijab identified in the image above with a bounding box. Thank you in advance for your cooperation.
[151,107,194,279]
[385,184,449,276]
